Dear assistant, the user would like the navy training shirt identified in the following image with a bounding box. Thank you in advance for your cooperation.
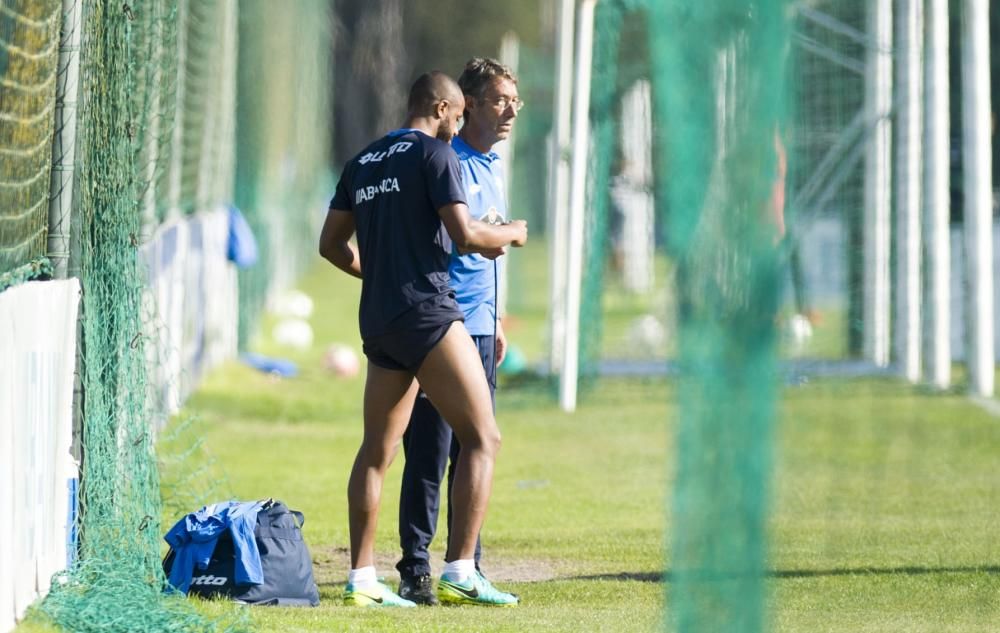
[330,129,467,339]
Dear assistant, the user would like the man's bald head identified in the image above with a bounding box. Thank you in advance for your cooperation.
[407,71,463,117]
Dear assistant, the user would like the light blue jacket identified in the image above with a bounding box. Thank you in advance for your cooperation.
[450,135,507,336]
[164,500,264,593]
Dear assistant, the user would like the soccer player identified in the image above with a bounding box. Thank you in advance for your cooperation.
[319,71,526,607]
[395,58,523,607]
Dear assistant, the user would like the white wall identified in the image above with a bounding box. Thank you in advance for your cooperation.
[0,279,80,633]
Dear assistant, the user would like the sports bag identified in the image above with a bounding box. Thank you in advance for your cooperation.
[164,499,320,606]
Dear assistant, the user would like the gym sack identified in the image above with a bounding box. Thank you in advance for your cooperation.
[164,500,320,606]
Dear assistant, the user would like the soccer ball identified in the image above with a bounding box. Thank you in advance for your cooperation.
[271,289,314,319]
[273,318,314,349]
[322,343,360,378]
[787,313,813,348]
[627,314,666,351]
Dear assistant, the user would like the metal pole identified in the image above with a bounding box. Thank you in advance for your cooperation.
[547,0,575,376]
[894,0,922,382]
[47,0,83,280]
[560,0,598,413]
[863,0,893,367]
[962,0,994,397]
[924,0,950,388]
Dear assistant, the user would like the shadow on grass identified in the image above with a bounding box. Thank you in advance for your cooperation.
[566,565,1000,584]
[566,572,664,583]
[768,565,1000,578]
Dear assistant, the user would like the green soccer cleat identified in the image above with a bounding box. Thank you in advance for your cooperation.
[437,571,519,607]
[344,581,417,607]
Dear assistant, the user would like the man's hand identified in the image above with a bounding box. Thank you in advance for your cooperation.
[508,220,528,247]
[438,202,528,251]
[495,320,507,367]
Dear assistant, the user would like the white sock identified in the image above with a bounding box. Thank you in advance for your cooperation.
[348,566,377,589]
[442,559,476,582]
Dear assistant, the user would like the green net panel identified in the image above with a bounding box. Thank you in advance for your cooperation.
[36,2,240,631]
[29,0,333,629]
[576,2,872,384]
[133,0,179,230]
[787,2,867,355]
[234,0,332,350]
[573,1,672,388]
[538,4,787,626]
[0,0,60,282]
[650,3,789,632]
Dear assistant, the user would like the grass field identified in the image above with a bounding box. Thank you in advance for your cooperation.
[19,243,1000,632]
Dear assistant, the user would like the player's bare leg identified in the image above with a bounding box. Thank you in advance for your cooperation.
[348,363,419,570]
[416,321,499,562]
[416,322,518,605]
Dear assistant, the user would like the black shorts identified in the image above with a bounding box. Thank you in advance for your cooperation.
[362,321,456,372]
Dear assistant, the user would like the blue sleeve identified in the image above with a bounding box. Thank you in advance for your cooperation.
[229,502,264,585]
[165,518,196,593]
[424,143,467,211]
[165,510,228,593]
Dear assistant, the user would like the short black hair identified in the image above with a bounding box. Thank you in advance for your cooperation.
[407,71,462,116]
[457,58,518,101]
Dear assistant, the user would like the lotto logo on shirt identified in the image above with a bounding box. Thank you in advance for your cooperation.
[355,177,401,204]
[357,141,413,165]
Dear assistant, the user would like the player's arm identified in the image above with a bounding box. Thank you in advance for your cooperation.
[438,202,527,256]
[318,208,362,279]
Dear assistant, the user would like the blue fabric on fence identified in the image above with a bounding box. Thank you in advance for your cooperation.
[227,205,258,268]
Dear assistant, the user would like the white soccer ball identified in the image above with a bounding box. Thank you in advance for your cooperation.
[322,343,360,378]
[787,313,813,348]
[273,318,314,349]
[627,314,666,351]
[271,289,314,319]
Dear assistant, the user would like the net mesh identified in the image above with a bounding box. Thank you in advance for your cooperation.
[34,2,241,631]
[20,0,330,630]
[0,0,60,280]
[234,0,332,349]
[573,1,674,383]
[649,3,788,631]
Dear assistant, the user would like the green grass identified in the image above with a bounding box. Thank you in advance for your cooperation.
[18,244,1000,632]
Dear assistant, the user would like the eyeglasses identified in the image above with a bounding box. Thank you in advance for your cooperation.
[482,96,525,113]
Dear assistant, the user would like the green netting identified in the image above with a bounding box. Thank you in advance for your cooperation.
[650,2,789,632]
[132,0,179,230]
[177,0,220,214]
[573,1,670,389]
[234,0,332,349]
[0,255,51,291]
[0,0,60,278]
[22,0,332,622]
[31,1,251,631]
[36,2,231,631]
[787,2,867,353]
[577,1,623,383]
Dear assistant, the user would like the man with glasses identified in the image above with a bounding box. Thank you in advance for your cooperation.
[395,58,524,607]
[320,70,527,607]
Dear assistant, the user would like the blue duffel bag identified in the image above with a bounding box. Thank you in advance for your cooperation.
[163,499,320,606]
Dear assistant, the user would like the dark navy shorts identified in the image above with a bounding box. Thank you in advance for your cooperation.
[362,320,457,372]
